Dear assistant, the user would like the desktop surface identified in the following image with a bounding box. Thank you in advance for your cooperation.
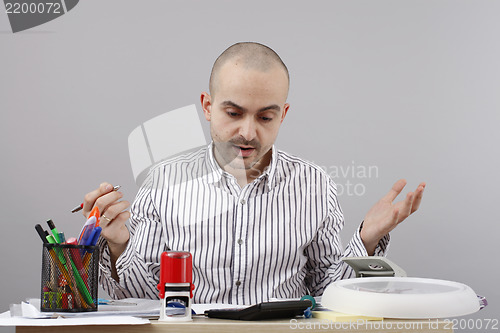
[16,316,453,333]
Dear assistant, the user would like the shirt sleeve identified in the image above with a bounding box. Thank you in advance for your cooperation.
[303,177,390,296]
[98,170,167,300]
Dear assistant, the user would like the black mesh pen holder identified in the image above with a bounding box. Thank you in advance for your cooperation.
[40,243,99,312]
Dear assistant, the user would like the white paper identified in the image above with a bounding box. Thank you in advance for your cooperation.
[0,298,261,326]
[30,298,161,319]
[191,303,246,314]
[0,315,149,326]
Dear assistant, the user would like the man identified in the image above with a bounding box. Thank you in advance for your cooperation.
[84,42,425,304]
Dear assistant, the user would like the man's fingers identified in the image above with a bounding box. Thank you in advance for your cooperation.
[393,191,414,223]
[384,179,407,202]
[82,182,114,216]
[102,210,130,229]
[403,192,414,220]
[100,200,130,227]
[410,182,426,214]
[104,210,130,228]
[388,208,399,231]
[94,191,124,216]
[100,211,130,245]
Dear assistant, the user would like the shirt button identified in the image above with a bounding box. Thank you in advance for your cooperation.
[237,239,243,245]
[240,199,246,205]
[235,281,241,286]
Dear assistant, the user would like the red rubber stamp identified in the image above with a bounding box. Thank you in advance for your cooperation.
[157,251,195,321]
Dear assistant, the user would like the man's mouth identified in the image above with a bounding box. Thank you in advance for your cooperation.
[235,145,256,157]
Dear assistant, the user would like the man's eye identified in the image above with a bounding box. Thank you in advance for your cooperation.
[261,117,273,122]
[227,112,240,117]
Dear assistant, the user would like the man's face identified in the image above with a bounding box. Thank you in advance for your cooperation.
[202,61,289,172]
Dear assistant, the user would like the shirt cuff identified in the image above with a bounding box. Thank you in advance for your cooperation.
[349,222,391,257]
[98,232,136,280]
[114,237,136,276]
[97,236,112,276]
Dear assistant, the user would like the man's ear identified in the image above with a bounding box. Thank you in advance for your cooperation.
[280,103,290,123]
[201,92,212,121]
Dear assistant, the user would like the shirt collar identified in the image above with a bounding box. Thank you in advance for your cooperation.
[263,145,279,189]
[204,142,224,185]
[204,142,279,190]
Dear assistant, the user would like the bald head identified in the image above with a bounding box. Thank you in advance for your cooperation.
[209,42,289,97]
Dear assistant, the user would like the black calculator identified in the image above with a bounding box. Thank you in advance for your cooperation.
[205,300,312,321]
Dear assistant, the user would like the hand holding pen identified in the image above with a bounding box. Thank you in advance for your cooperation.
[71,184,121,213]
[80,182,130,262]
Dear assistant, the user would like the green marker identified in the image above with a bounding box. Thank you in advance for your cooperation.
[46,234,66,264]
[47,220,61,243]
[69,257,93,306]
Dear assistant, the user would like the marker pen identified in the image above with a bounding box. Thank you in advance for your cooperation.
[46,234,56,244]
[46,234,66,265]
[71,185,121,213]
[58,232,66,243]
[47,220,61,243]
[36,225,61,297]
[35,224,49,243]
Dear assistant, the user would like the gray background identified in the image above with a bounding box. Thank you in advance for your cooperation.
[1,0,499,331]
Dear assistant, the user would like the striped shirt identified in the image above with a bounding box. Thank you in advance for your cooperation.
[99,143,389,304]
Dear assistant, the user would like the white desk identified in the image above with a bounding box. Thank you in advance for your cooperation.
[17,316,453,333]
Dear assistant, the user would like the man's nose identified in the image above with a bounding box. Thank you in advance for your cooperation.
[238,117,257,141]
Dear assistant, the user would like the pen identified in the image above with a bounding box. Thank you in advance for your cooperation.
[82,227,102,266]
[46,234,65,263]
[85,227,101,247]
[78,216,96,245]
[98,298,137,306]
[88,206,101,227]
[90,227,102,246]
[71,185,121,213]
[35,224,49,244]
[35,224,57,291]
[47,220,61,243]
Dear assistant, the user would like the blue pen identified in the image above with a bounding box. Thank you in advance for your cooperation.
[81,227,101,255]
[78,216,96,246]
[85,227,99,246]
[90,227,102,246]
